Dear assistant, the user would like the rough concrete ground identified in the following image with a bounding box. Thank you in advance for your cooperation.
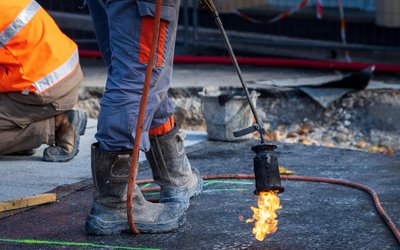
[0,140,399,249]
[0,119,206,202]
[0,119,95,203]
[78,57,400,154]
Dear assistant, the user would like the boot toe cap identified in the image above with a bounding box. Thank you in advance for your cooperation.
[159,167,204,209]
[136,203,186,233]
[43,146,78,162]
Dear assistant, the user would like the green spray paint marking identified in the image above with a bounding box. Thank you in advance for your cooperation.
[140,183,152,188]
[203,188,248,193]
[145,192,160,196]
[140,180,253,187]
[0,238,159,250]
[202,180,253,193]
[145,180,253,195]
[203,180,253,187]
[0,179,253,249]
[146,187,249,196]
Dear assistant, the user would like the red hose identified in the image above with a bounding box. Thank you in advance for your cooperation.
[126,0,163,234]
[79,50,400,74]
[136,174,400,244]
[173,56,400,73]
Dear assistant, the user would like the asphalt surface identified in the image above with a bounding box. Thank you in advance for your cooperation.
[0,139,399,249]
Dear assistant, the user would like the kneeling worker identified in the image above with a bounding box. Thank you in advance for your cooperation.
[0,0,87,162]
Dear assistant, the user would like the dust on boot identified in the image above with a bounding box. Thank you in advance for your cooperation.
[146,125,203,210]
[85,143,186,236]
[43,109,87,162]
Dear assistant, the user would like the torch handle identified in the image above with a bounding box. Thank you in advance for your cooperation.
[214,16,266,143]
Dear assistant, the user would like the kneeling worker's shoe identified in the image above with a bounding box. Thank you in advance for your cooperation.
[85,143,185,236]
[43,110,87,162]
[146,125,203,210]
[5,149,36,156]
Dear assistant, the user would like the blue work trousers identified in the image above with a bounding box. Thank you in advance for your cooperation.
[86,0,179,151]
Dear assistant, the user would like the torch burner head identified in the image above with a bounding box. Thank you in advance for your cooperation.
[252,144,284,195]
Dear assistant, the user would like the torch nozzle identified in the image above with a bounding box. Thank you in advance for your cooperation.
[252,144,285,195]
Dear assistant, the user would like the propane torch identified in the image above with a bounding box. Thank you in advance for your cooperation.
[199,0,284,195]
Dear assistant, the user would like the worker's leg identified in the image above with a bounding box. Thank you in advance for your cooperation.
[143,0,203,210]
[94,0,181,152]
[146,121,203,210]
[86,0,111,66]
[0,66,86,161]
[0,111,54,155]
[147,77,203,211]
[85,0,186,235]
[85,143,185,235]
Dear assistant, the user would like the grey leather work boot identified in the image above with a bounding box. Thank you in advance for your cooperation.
[85,143,186,235]
[43,110,87,162]
[146,126,203,210]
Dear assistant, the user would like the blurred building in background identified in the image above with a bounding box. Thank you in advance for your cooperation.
[37,0,400,63]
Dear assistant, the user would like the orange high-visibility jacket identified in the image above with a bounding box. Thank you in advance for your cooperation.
[0,0,79,94]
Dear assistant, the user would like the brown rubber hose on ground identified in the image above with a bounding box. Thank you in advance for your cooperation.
[127,0,163,235]
[136,174,400,244]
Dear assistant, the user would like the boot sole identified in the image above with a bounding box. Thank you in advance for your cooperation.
[134,214,186,234]
[85,213,186,235]
[42,111,88,162]
[85,215,129,235]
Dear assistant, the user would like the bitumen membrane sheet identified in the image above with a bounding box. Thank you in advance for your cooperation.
[0,139,399,250]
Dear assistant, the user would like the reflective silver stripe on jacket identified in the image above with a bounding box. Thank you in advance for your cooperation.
[33,48,79,94]
[0,0,41,48]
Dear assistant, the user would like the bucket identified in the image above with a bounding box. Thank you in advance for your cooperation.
[199,87,260,141]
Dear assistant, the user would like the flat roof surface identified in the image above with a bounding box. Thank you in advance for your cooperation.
[0,139,399,249]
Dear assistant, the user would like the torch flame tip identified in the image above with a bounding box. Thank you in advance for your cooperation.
[246,190,281,241]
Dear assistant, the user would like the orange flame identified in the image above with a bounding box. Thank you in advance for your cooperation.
[246,191,281,241]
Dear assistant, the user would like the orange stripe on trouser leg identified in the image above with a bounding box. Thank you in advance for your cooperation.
[139,16,153,64]
[156,20,167,67]
[139,16,167,67]
[149,115,174,136]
